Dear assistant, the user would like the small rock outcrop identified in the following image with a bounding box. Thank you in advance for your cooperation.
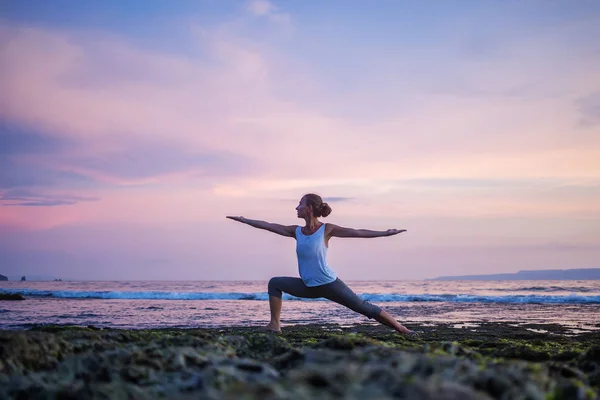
[0,293,25,300]
[21,276,26,281]
[0,274,7,281]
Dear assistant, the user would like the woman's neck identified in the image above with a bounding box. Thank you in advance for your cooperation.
[304,218,322,231]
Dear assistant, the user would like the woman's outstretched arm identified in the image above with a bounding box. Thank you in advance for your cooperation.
[327,223,406,239]
[226,216,296,238]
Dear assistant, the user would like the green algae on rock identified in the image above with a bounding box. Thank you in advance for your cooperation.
[0,323,598,399]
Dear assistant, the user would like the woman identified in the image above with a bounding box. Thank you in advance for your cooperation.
[227,193,417,336]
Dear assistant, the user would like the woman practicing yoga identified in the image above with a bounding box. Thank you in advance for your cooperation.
[227,193,417,336]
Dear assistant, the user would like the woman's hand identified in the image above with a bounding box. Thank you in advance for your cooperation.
[226,216,245,223]
[385,229,407,236]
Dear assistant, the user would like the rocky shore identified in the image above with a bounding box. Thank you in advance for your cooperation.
[1,322,599,399]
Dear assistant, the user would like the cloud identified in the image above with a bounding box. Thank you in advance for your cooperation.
[0,122,69,155]
[2,17,598,186]
[275,195,354,204]
[324,196,354,203]
[246,0,274,16]
[577,92,600,127]
[0,126,92,189]
[395,178,570,190]
[0,188,98,207]
[1,126,257,190]
[0,5,599,233]
[1,102,260,190]
[6,199,80,207]
[59,141,262,184]
[245,0,291,25]
[0,159,92,189]
[0,22,356,187]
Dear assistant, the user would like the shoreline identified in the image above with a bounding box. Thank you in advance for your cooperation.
[1,322,599,399]
[2,318,600,333]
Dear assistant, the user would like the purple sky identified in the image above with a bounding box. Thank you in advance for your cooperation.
[1,0,599,280]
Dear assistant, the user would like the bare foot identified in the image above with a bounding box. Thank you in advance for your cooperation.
[405,330,421,339]
[259,322,281,334]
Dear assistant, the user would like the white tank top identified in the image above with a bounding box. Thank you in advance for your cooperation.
[295,224,337,287]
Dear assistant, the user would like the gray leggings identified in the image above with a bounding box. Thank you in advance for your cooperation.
[268,277,382,319]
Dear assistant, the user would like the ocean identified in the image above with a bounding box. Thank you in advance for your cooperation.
[1,280,599,331]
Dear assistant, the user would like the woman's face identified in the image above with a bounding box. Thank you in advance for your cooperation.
[295,197,311,218]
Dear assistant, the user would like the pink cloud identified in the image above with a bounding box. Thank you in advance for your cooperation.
[3,20,599,182]
[1,14,599,238]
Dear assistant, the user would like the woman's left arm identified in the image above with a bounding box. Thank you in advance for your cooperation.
[327,224,406,239]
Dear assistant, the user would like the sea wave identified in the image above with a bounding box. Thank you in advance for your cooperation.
[488,286,594,293]
[1,288,599,304]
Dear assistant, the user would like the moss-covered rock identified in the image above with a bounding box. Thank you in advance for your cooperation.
[0,323,598,399]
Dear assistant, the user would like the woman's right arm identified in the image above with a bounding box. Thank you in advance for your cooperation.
[226,216,296,238]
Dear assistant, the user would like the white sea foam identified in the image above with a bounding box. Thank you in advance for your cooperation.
[1,288,599,304]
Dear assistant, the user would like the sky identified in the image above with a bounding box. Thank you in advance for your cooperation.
[1,0,599,281]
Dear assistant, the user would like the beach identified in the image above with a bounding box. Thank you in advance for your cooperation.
[2,280,599,398]
[1,322,599,399]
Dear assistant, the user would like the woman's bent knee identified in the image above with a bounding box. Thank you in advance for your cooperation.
[268,277,283,298]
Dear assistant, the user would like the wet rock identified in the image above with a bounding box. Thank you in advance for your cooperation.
[548,362,587,380]
[0,323,598,399]
[270,348,305,371]
[399,380,495,400]
[311,334,379,350]
[490,344,551,362]
[580,345,600,364]
[224,333,293,360]
[0,294,25,301]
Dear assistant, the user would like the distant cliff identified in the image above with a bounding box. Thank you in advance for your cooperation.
[431,268,600,281]
[0,274,7,281]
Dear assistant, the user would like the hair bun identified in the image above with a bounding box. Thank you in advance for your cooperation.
[320,202,332,218]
